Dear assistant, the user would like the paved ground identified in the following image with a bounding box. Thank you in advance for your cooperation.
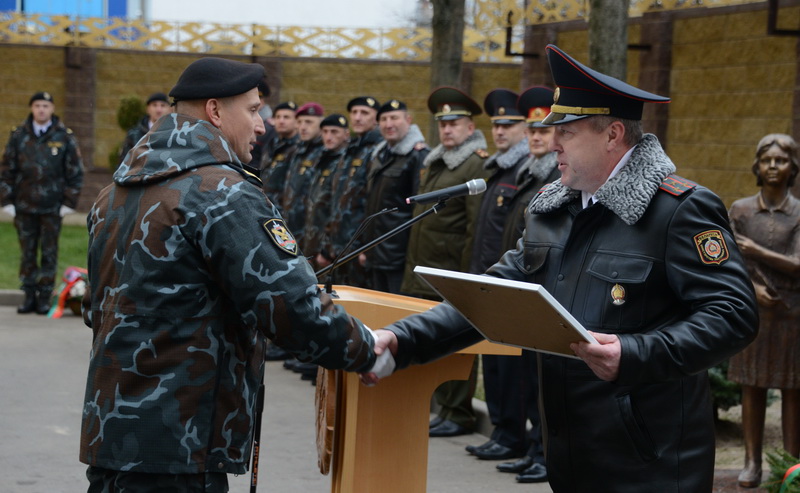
[0,306,554,493]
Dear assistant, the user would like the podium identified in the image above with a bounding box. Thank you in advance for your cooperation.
[319,286,519,493]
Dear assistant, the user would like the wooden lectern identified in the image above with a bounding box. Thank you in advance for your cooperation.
[318,286,519,493]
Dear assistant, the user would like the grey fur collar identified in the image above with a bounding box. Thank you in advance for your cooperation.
[518,151,558,183]
[424,130,487,170]
[371,124,426,160]
[485,138,529,170]
[530,134,676,225]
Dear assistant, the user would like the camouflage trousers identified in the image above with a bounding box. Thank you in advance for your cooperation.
[13,212,62,291]
[86,466,229,493]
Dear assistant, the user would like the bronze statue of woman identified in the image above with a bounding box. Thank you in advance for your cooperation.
[728,133,800,488]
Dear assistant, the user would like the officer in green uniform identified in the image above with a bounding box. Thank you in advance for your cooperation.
[402,87,491,438]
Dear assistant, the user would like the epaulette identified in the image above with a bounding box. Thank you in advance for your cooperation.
[659,174,696,196]
[413,142,428,151]
[475,148,489,159]
[66,128,74,134]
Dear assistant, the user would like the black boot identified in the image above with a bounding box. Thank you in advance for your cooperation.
[35,289,52,315]
[17,288,37,314]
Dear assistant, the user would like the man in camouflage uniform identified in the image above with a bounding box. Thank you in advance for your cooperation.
[0,91,84,315]
[280,102,325,250]
[402,87,491,439]
[362,99,429,294]
[118,92,170,165]
[306,114,350,270]
[80,58,382,492]
[322,96,384,287]
[259,101,299,210]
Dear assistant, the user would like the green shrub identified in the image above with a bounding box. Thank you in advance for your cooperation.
[117,96,145,131]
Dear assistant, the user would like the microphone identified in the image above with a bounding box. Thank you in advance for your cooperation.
[405,178,487,205]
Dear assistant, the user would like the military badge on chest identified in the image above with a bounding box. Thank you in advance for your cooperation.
[610,283,626,305]
[693,229,729,265]
[263,218,298,256]
[48,141,63,156]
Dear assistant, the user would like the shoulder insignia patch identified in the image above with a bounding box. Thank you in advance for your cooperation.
[263,218,298,256]
[414,142,428,151]
[660,175,697,196]
[475,149,489,159]
[693,229,729,265]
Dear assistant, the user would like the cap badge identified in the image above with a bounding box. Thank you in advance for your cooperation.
[611,284,626,306]
[498,107,506,116]
[43,92,51,101]
[532,108,544,119]
[289,102,297,109]
[367,97,375,107]
[308,107,317,115]
[553,87,560,104]
[338,116,346,126]
[391,100,400,109]
[442,104,451,114]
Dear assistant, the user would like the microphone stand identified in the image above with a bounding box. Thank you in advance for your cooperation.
[315,199,448,284]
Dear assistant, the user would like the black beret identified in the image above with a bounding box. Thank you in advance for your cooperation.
[146,92,169,105]
[377,99,408,118]
[428,86,482,120]
[321,113,349,128]
[517,86,554,128]
[542,44,669,125]
[29,91,54,105]
[274,101,298,112]
[257,79,270,98]
[347,96,380,111]
[484,89,524,125]
[169,57,265,102]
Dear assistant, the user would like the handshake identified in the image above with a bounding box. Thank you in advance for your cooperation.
[361,329,400,386]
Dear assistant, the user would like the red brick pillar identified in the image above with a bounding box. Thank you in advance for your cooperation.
[638,11,673,147]
[64,46,96,169]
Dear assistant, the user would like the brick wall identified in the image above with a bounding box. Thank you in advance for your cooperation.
[1,2,800,209]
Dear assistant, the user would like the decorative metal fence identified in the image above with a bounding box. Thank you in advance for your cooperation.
[0,0,763,62]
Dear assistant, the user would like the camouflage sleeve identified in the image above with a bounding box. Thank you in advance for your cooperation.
[62,132,84,209]
[196,173,376,372]
[0,129,19,206]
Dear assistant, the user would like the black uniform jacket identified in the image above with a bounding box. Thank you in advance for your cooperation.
[385,134,758,493]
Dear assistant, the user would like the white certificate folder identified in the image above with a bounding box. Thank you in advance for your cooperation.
[414,266,598,359]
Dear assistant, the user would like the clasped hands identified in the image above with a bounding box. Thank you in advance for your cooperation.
[359,329,622,386]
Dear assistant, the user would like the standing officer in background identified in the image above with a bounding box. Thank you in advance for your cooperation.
[362,99,428,294]
[465,88,533,464]
[492,85,560,483]
[322,96,384,286]
[366,45,758,493]
[260,101,299,210]
[247,78,277,172]
[281,102,325,250]
[119,92,171,164]
[306,114,350,270]
[1,91,84,315]
[402,87,491,438]
[80,58,382,492]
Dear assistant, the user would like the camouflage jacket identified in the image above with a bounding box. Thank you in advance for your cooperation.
[324,128,384,259]
[0,115,84,213]
[280,136,325,248]
[80,114,376,475]
[303,146,346,258]
[118,115,150,167]
[259,133,299,211]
